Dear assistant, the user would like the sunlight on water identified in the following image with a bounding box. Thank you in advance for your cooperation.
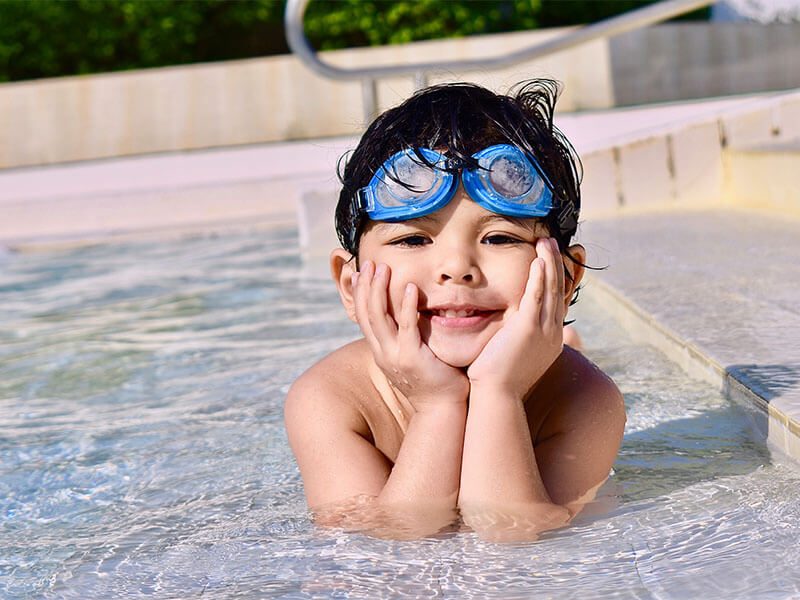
[1,227,799,598]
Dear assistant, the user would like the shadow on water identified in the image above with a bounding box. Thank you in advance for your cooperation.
[611,405,772,506]
[725,363,800,402]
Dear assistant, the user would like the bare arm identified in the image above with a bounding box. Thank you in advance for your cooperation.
[459,238,624,541]
[285,377,466,538]
[287,261,470,538]
[459,371,624,542]
[459,385,569,541]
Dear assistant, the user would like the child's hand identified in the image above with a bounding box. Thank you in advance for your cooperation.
[467,238,565,400]
[353,261,469,409]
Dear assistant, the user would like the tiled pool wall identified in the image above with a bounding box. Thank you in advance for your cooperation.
[576,89,800,216]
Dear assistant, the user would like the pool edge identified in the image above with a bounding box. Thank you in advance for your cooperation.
[583,275,800,464]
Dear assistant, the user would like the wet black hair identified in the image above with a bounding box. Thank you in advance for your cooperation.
[335,79,588,310]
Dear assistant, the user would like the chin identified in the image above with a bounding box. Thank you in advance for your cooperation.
[427,341,483,368]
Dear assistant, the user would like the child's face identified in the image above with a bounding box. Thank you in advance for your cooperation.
[352,186,562,368]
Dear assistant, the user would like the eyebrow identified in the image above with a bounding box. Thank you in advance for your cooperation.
[476,214,549,235]
[371,214,440,234]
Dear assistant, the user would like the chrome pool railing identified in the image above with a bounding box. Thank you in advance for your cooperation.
[284,0,717,120]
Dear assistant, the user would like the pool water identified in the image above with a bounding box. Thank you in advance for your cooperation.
[2,228,799,599]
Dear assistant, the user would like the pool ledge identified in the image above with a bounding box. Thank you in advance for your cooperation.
[581,209,800,463]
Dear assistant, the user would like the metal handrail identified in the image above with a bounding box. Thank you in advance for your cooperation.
[285,0,717,119]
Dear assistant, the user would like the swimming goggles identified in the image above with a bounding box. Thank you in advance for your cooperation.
[353,144,556,223]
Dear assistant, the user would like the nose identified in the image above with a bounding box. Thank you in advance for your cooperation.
[436,250,482,285]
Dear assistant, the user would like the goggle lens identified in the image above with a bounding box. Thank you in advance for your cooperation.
[375,153,443,207]
[482,152,537,201]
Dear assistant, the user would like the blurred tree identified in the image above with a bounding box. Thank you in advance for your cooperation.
[0,0,708,83]
[304,0,541,50]
[0,0,286,82]
[537,0,710,26]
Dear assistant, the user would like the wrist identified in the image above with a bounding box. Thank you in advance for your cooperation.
[410,398,468,419]
[406,385,469,408]
[468,382,526,404]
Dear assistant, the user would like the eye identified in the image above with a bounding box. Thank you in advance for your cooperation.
[390,234,431,247]
[482,233,525,245]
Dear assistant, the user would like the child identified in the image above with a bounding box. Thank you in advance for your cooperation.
[285,80,625,542]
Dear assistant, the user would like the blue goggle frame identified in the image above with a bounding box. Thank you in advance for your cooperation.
[354,144,556,223]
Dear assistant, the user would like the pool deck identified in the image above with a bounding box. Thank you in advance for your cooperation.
[580,209,800,460]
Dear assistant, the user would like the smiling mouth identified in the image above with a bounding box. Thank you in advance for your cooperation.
[427,308,491,318]
[420,307,499,329]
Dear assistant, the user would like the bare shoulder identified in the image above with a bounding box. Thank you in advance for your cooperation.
[284,339,373,437]
[533,347,626,508]
[284,340,398,506]
[537,346,626,438]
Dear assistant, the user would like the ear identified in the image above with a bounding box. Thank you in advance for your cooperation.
[330,248,358,323]
[563,243,586,311]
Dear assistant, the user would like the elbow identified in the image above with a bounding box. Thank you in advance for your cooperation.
[311,495,460,540]
[365,499,460,540]
[460,501,570,543]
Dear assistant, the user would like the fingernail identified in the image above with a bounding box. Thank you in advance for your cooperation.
[405,282,414,295]
[375,263,387,278]
[351,272,358,286]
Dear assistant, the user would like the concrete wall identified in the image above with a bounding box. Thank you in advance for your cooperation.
[611,23,800,106]
[3,22,798,171]
[0,27,613,170]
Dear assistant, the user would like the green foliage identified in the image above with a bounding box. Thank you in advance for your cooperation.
[537,0,710,27]
[0,0,708,83]
[304,0,541,50]
[0,0,286,83]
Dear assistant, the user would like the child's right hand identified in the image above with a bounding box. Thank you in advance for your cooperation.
[352,261,469,410]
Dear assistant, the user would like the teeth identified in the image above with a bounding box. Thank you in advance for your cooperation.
[436,309,475,318]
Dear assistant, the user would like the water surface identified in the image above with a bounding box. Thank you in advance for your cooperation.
[1,228,799,598]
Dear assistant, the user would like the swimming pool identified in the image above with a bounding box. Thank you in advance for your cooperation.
[2,227,799,598]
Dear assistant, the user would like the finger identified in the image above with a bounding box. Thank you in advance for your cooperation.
[397,282,422,349]
[367,263,398,344]
[519,256,545,321]
[543,238,561,330]
[553,238,567,326]
[353,261,382,352]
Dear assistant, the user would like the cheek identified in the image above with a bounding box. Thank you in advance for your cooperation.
[385,265,420,318]
[493,262,532,308]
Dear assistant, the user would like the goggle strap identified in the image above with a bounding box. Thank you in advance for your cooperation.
[353,188,374,213]
[557,201,577,232]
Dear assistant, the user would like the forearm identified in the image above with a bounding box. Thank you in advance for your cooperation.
[311,402,466,539]
[378,401,466,512]
[459,387,568,538]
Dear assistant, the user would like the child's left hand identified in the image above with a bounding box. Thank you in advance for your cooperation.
[467,237,565,400]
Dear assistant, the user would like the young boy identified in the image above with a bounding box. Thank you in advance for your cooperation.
[285,80,625,542]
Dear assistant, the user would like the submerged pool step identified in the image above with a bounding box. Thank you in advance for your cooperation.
[580,209,800,463]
